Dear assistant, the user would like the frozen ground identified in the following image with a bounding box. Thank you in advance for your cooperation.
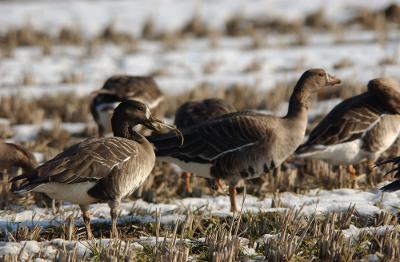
[1,31,400,98]
[0,0,399,36]
[1,187,399,259]
[2,187,399,230]
[0,0,400,260]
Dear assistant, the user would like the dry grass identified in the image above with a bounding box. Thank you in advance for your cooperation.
[0,3,398,57]
[0,94,90,125]
[1,205,398,261]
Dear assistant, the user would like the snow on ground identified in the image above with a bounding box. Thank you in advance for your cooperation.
[10,120,86,142]
[0,188,398,259]
[1,32,400,98]
[0,0,399,36]
[0,238,144,260]
[1,187,399,233]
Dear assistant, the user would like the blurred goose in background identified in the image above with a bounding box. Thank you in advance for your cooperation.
[91,75,164,136]
[174,98,236,195]
[12,100,166,239]
[0,140,37,175]
[148,68,341,212]
[296,77,400,184]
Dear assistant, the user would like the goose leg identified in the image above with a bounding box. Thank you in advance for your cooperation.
[182,172,192,194]
[215,177,224,191]
[80,205,93,239]
[51,200,63,214]
[367,160,376,186]
[109,200,121,238]
[347,165,356,178]
[347,165,358,188]
[229,184,237,213]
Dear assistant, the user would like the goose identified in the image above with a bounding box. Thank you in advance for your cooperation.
[12,100,166,239]
[296,77,400,183]
[148,68,341,212]
[174,98,236,195]
[91,75,164,136]
[0,141,37,174]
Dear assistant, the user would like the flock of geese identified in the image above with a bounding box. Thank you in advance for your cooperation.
[1,68,400,239]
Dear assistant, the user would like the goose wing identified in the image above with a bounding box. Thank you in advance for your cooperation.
[148,111,270,163]
[379,157,400,192]
[14,137,138,187]
[296,93,386,154]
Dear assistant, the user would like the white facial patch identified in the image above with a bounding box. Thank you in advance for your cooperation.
[145,105,151,119]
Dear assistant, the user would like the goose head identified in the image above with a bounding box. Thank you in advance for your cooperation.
[112,100,163,134]
[368,77,400,114]
[297,68,341,93]
[287,69,341,116]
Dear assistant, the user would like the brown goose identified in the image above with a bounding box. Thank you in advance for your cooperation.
[0,141,37,174]
[148,68,341,212]
[296,77,400,181]
[91,75,164,136]
[12,100,164,239]
[174,98,236,195]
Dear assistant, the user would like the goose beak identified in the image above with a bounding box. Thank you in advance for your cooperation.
[143,116,177,132]
[326,74,341,86]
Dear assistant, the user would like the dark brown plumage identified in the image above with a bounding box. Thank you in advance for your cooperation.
[174,98,236,195]
[0,141,37,173]
[149,69,341,212]
[379,157,400,192]
[174,98,236,129]
[13,100,163,239]
[91,75,164,136]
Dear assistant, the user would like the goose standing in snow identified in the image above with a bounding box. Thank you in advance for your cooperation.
[148,68,341,212]
[174,98,236,195]
[91,75,164,137]
[296,77,400,185]
[12,100,167,239]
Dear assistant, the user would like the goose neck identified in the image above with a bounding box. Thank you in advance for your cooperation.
[111,117,144,142]
[285,83,311,119]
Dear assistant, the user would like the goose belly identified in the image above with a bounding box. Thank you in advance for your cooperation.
[33,182,98,205]
[303,139,366,165]
[158,156,212,178]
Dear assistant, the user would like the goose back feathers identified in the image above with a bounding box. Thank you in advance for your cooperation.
[379,156,400,192]
[0,141,37,173]
[14,136,154,203]
[174,98,236,128]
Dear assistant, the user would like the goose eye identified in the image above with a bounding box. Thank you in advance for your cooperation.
[137,106,145,111]
[318,73,324,77]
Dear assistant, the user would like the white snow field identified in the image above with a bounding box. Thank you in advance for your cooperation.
[0,0,400,260]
